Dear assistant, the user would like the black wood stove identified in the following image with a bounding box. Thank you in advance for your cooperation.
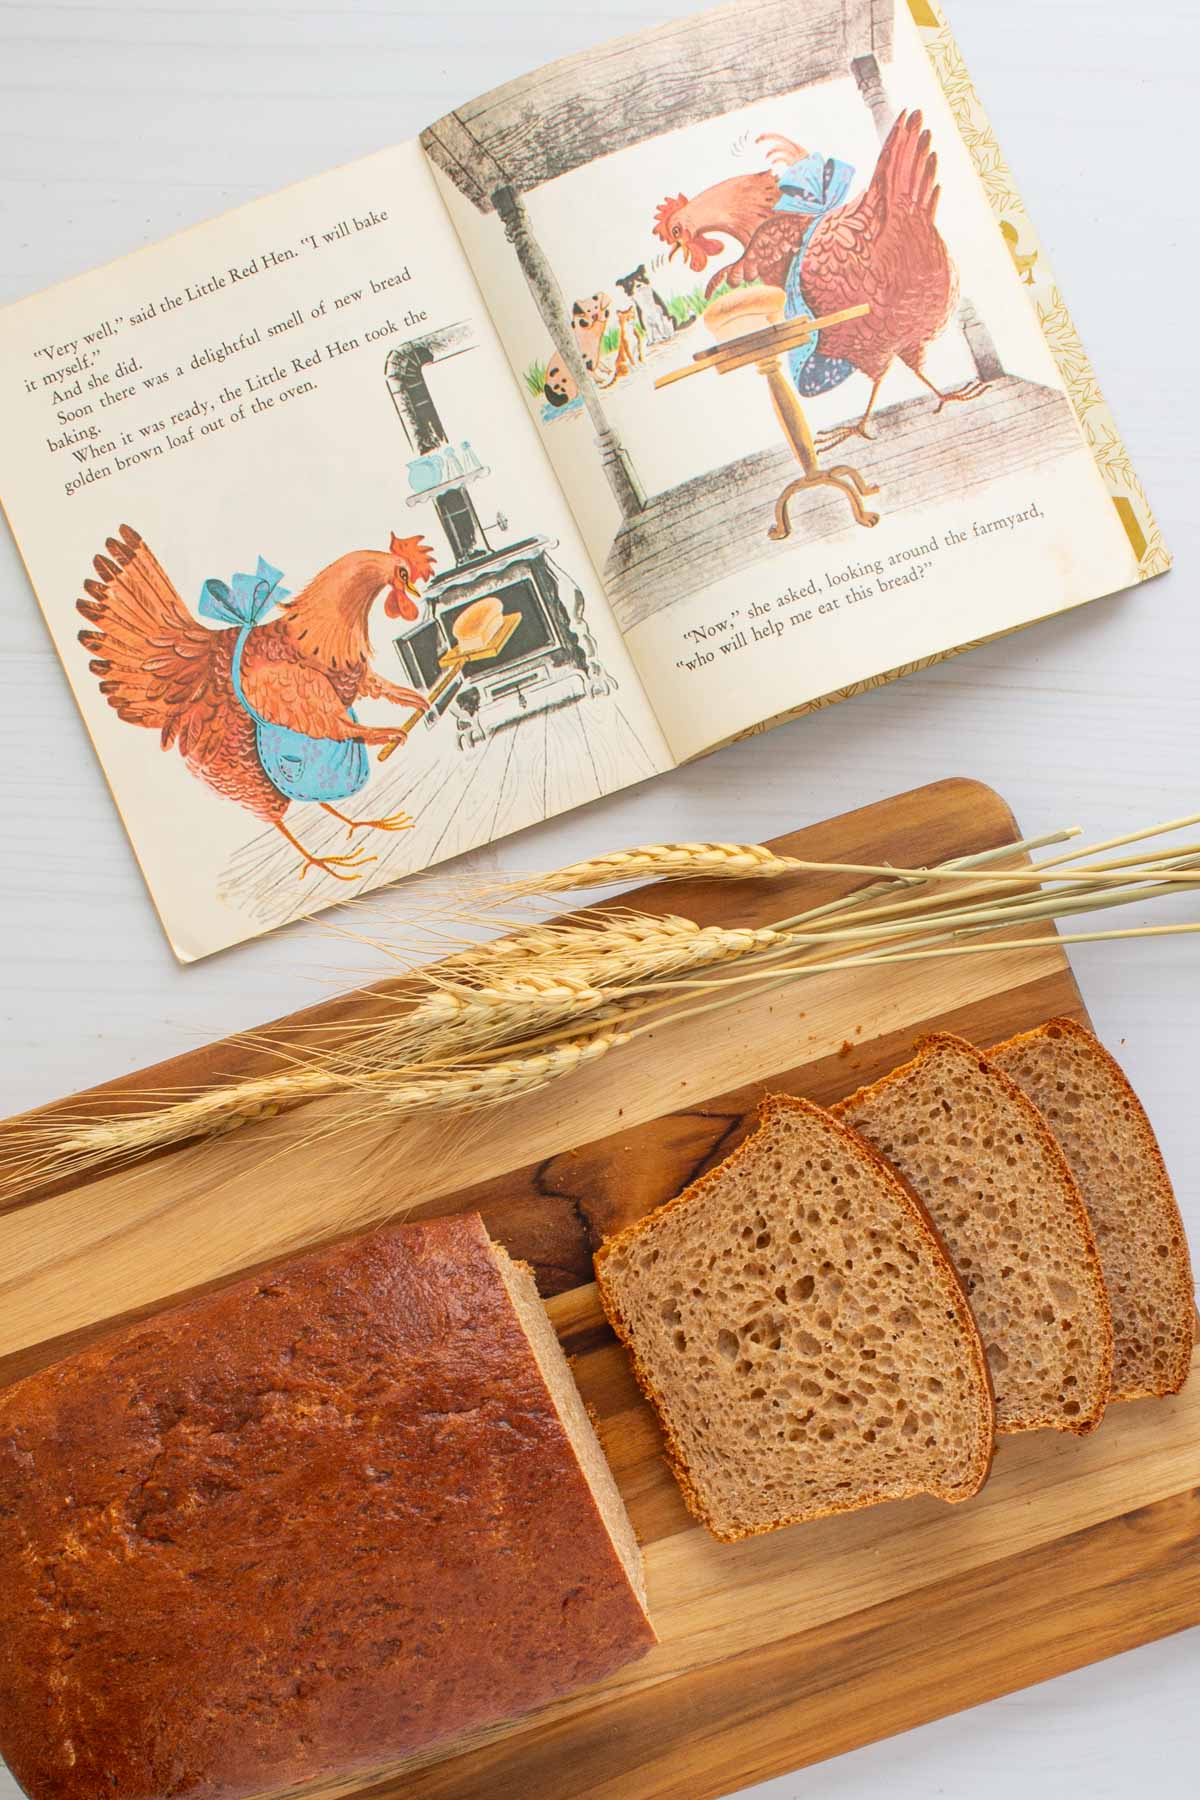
[384,323,614,750]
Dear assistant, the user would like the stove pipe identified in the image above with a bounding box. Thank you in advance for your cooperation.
[385,335,487,566]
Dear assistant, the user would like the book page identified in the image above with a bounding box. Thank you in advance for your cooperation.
[422,0,1152,763]
[0,141,670,961]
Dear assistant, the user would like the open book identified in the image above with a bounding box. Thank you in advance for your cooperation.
[0,0,1166,961]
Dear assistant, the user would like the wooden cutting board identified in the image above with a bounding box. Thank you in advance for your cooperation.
[3,778,1199,1800]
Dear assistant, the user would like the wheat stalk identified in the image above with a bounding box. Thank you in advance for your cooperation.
[443,915,786,986]
[3,814,1197,1198]
[0,1021,635,1193]
[231,919,789,1078]
[497,827,1200,899]
[354,1025,633,1112]
[502,842,804,892]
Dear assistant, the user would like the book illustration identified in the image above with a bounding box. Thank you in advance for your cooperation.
[615,264,693,348]
[407,439,482,493]
[529,280,695,417]
[999,220,1038,286]
[911,0,1163,577]
[383,320,616,751]
[76,526,438,883]
[656,297,884,539]
[214,321,646,928]
[651,114,990,448]
[0,0,1164,956]
[536,351,582,415]
[423,0,1088,634]
[646,109,991,541]
[572,293,614,383]
[72,395,639,924]
[596,303,644,388]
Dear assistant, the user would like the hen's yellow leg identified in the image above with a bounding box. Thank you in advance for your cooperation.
[911,368,992,411]
[320,802,414,837]
[273,817,376,881]
[815,373,886,451]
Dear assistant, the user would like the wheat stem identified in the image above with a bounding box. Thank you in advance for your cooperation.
[1035,812,1200,870]
[617,922,1200,1043]
[5,816,1199,1199]
[761,829,1076,938]
[497,827,1200,901]
[758,872,1200,950]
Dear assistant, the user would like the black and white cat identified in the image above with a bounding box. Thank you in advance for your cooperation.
[615,264,693,347]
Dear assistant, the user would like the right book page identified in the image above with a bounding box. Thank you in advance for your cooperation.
[422,0,1165,764]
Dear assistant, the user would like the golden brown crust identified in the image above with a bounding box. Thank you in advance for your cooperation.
[834,1032,1115,1436]
[595,1094,996,1541]
[0,1217,655,1800]
[990,1017,1195,1400]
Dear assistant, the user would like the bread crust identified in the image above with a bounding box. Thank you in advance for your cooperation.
[835,1032,1115,1437]
[990,1016,1195,1401]
[595,1094,996,1543]
[0,1216,655,1800]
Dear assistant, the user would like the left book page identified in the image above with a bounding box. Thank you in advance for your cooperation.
[0,142,671,962]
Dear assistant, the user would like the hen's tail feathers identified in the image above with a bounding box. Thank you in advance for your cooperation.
[76,523,219,747]
[757,131,807,170]
[874,109,941,221]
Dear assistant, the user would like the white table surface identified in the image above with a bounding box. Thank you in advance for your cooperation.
[1,1,1196,1795]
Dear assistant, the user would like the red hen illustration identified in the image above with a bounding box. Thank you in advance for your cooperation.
[77,525,436,881]
[654,111,987,448]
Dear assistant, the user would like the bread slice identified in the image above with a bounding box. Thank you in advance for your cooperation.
[835,1033,1113,1436]
[594,1094,995,1543]
[990,1017,1195,1401]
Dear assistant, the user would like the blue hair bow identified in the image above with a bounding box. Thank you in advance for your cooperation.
[198,557,290,627]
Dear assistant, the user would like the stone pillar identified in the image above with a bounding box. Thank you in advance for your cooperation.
[492,184,645,520]
[850,55,1002,386]
[957,294,1004,382]
[851,55,896,141]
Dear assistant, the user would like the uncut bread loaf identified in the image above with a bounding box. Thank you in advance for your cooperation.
[991,1017,1195,1400]
[594,1095,994,1543]
[835,1033,1113,1436]
[0,1216,654,1800]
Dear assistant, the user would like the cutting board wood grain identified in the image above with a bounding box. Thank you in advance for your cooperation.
[3,778,1199,1800]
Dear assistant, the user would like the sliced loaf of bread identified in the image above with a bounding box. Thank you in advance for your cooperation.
[991,1017,1195,1400]
[594,1094,995,1543]
[835,1033,1113,1436]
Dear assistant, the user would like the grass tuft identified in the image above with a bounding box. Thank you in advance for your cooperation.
[523,358,549,398]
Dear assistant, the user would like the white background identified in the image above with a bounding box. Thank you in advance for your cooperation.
[0,2,1196,1796]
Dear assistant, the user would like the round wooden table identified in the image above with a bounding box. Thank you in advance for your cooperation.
[655,303,881,538]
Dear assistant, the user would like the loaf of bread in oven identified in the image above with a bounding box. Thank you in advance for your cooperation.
[0,1215,655,1800]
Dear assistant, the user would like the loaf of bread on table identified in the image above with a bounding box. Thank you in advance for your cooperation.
[835,1033,1114,1436]
[595,1094,995,1542]
[0,1215,655,1800]
[990,1017,1195,1400]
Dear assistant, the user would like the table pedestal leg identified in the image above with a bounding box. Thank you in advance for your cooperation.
[758,356,880,539]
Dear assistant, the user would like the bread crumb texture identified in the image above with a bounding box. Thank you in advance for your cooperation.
[596,1096,993,1542]
[836,1034,1114,1436]
[991,1019,1195,1400]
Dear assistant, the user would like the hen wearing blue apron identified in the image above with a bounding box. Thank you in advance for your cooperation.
[772,151,858,399]
[200,558,370,805]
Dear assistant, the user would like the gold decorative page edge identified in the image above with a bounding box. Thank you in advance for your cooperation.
[906,0,1169,579]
